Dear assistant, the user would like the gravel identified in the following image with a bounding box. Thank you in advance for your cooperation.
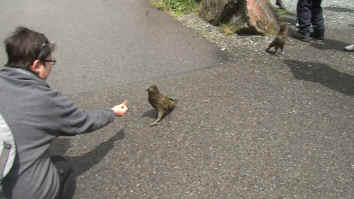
[282,0,354,28]
[167,0,354,54]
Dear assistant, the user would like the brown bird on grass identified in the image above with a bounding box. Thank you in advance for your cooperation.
[266,23,288,55]
[147,85,176,126]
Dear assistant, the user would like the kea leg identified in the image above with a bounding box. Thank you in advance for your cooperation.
[266,44,274,53]
[150,110,164,126]
[280,46,284,55]
[274,46,279,54]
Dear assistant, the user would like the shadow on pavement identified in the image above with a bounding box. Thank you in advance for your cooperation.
[70,129,125,176]
[286,24,349,51]
[310,38,349,51]
[51,130,125,199]
[324,6,354,13]
[51,138,72,156]
[284,60,354,96]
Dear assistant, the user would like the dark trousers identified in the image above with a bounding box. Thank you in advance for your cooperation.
[51,156,76,199]
[297,0,324,38]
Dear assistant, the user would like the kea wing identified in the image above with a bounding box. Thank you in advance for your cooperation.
[160,95,176,111]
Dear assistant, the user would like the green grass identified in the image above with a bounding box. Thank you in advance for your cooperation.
[149,0,165,10]
[155,0,199,14]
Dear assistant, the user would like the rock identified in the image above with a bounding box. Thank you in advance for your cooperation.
[199,0,230,25]
[199,0,279,35]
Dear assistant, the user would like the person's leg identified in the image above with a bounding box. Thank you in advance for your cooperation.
[311,0,325,40]
[296,1,300,27]
[58,171,76,199]
[294,0,312,41]
[51,156,76,199]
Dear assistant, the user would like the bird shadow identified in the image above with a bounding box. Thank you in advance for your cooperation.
[284,59,354,96]
[141,109,156,119]
[50,130,125,199]
[141,106,176,126]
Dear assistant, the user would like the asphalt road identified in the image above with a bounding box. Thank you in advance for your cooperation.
[1,1,353,199]
[0,0,224,94]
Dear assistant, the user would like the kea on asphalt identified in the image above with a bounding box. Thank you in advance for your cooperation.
[266,23,288,55]
[147,84,176,126]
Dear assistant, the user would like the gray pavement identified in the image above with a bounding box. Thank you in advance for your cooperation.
[1,0,354,199]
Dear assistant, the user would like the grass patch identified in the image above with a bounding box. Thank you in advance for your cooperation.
[150,0,199,14]
[149,0,165,10]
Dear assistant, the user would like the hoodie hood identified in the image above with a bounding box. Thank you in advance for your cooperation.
[0,66,49,88]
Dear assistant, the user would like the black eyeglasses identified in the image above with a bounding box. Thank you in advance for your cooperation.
[43,59,56,66]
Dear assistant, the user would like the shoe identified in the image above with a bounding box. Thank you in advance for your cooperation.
[344,43,354,51]
[311,38,325,45]
[293,31,311,42]
[310,33,324,45]
[311,31,324,40]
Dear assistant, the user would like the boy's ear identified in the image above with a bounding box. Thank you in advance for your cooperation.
[29,59,42,74]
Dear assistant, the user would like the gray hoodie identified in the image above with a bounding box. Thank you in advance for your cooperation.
[0,67,115,199]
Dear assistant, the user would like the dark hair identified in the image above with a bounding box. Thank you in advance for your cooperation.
[4,26,55,69]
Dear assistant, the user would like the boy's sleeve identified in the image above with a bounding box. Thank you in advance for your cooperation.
[39,90,115,136]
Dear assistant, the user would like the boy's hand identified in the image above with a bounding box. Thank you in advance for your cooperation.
[112,100,128,116]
